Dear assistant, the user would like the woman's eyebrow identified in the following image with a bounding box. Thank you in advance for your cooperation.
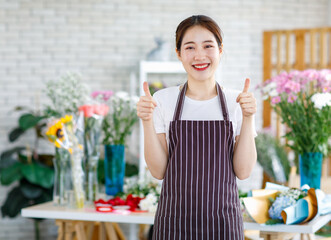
[183,40,214,45]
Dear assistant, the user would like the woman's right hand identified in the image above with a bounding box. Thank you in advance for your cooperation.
[136,81,157,122]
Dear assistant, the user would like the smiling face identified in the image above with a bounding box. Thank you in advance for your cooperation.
[177,25,222,83]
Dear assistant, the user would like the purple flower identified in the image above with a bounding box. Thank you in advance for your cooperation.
[287,94,297,103]
[269,196,296,220]
[91,90,114,101]
[271,96,281,105]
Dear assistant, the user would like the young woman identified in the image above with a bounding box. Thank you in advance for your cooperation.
[137,15,257,240]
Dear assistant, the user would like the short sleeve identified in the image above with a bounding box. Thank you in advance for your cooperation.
[153,94,166,134]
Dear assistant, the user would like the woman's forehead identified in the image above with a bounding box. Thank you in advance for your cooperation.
[182,26,217,44]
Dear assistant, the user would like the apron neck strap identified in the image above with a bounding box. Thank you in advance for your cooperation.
[172,81,230,121]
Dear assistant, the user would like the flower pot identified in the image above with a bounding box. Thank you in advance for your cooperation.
[299,152,323,189]
[104,144,125,196]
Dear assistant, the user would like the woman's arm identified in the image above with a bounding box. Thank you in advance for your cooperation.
[233,78,257,180]
[142,121,168,179]
[233,116,257,180]
[137,82,169,180]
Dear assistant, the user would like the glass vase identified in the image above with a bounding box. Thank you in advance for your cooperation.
[104,144,125,196]
[52,148,71,206]
[299,152,323,189]
[70,146,85,209]
[85,155,99,205]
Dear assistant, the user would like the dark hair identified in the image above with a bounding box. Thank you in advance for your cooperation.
[175,15,223,52]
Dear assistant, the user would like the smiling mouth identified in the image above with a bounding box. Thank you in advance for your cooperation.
[192,63,210,71]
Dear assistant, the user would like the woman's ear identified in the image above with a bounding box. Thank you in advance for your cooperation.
[219,43,223,54]
[176,49,181,60]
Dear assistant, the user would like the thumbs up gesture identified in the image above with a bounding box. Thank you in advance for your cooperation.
[137,82,158,122]
[236,78,257,118]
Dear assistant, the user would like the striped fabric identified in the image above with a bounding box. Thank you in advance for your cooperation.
[153,82,244,240]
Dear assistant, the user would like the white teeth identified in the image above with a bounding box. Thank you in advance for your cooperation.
[194,64,208,69]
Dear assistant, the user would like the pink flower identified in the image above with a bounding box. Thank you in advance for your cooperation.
[79,104,110,117]
[94,104,109,116]
[79,105,94,117]
[287,94,297,103]
[91,91,114,101]
[271,96,281,105]
[284,81,301,94]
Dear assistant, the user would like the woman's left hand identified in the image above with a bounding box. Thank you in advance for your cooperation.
[236,78,257,118]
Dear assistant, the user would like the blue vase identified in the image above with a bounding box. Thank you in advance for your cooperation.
[104,144,125,196]
[299,152,323,189]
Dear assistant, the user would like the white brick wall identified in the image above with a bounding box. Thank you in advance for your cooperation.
[0,0,329,239]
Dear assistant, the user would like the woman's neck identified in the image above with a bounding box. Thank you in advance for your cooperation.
[185,79,217,100]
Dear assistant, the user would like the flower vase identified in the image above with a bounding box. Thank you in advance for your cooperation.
[299,152,323,189]
[104,144,125,196]
[70,146,85,209]
[53,148,72,206]
[85,155,99,205]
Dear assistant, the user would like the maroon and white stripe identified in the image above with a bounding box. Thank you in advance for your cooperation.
[153,82,244,240]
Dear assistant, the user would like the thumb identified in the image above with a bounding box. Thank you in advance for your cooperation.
[242,78,250,93]
[143,81,152,97]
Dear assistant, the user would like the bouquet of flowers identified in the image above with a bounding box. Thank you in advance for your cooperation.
[46,115,85,208]
[259,69,331,156]
[44,72,89,118]
[122,176,161,213]
[79,91,111,203]
[102,91,139,145]
[241,183,331,225]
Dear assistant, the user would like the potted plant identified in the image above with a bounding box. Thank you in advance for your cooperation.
[259,69,331,188]
[0,107,53,240]
[102,91,139,196]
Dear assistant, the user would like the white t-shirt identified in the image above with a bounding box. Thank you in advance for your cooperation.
[153,85,255,144]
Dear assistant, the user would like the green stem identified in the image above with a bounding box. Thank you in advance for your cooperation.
[34,219,40,240]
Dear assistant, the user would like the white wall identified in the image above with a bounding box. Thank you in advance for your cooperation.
[0,0,329,239]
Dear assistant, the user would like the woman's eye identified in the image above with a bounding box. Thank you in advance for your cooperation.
[185,46,194,50]
[205,45,214,48]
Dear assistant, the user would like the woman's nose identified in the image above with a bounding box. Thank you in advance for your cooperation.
[194,48,206,61]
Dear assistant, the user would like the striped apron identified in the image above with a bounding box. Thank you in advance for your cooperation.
[153,82,244,240]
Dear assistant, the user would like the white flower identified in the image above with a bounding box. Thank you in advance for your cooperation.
[131,96,140,104]
[263,82,277,94]
[115,91,129,100]
[139,193,158,213]
[326,74,331,82]
[311,93,331,109]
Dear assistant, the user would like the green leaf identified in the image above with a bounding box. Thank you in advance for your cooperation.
[8,127,26,142]
[34,188,53,204]
[38,154,55,167]
[98,159,105,183]
[0,162,23,185]
[125,162,139,177]
[0,146,25,162]
[21,163,54,188]
[265,218,283,225]
[20,179,43,199]
[18,114,45,130]
[1,186,29,218]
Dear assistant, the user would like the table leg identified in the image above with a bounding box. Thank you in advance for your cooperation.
[99,222,106,240]
[112,223,126,240]
[85,222,95,240]
[55,220,64,240]
[75,222,87,240]
[260,231,296,240]
[65,221,75,240]
[104,222,118,240]
[128,224,138,240]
